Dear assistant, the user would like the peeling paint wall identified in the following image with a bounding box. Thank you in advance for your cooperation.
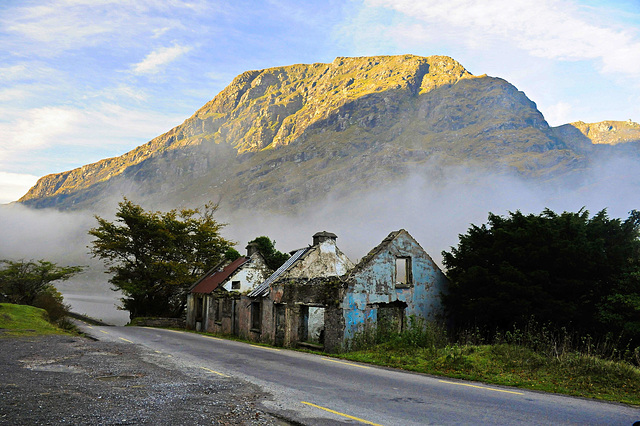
[282,240,354,279]
[342,230,448,342]
[220,253,271,293]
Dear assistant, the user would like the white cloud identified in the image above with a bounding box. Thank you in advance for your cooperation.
[1,107,82,153]
[365,0,640,78]
[2,0,204,56]
[131,44,193,75]
[4,2,116,54]
[543,101,574,126]
[0,103,185,174]
[0,172,40,204]
[0,65,29,81]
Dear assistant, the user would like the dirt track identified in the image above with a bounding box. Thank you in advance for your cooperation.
[0,334,288,425]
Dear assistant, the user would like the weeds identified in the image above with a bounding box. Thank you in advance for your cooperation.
[341,317,640,405]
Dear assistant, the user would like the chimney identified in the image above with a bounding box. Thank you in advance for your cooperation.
[313,231,337,246]
[246,242,259,257]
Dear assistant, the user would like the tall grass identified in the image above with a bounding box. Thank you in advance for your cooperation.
[346,316,448,352]
[455,318,640,365]
[341,317,640,404]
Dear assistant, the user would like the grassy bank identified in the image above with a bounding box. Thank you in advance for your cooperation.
[338,342,640,405]
[336,321,640,406]
[0,303,69,337]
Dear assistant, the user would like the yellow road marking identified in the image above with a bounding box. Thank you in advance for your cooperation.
[201,367,229,377]
[99,330,109,335]
[202,335,223,341]
[301,401,382,425]
[140,327,184,335]
[322,358,370,369]
[119,337,134,343]
[249,344,280,351]
[438,380,524,395]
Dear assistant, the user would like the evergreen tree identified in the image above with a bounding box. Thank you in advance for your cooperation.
[442,208,640,344]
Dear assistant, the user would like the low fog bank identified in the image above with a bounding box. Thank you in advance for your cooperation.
[0,203,128,325]
[223,157,640,266]
[1,154,637,325]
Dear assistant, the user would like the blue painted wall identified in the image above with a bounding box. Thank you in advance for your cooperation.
[342,230,448,341]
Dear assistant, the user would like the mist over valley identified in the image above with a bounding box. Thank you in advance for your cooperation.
[3,55,640,324]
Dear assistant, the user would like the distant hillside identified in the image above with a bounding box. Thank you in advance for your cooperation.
[17,55,640,212]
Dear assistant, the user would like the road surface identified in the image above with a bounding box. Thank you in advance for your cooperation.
[78,323,640,425]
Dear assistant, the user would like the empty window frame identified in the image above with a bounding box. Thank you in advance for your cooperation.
[195,296,204,321]
[214,298,223,323]
[251,301,262,331]
[231,280,241,290]
[395,257,412,287]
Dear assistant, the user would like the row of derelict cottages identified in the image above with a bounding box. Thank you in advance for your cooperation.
[185,230,448,352]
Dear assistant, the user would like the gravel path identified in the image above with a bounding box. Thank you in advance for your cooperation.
[0,334,290,425]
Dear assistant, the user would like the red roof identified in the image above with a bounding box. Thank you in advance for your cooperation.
[191,257,248,294]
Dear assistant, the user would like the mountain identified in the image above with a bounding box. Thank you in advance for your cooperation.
[17,54,640,212]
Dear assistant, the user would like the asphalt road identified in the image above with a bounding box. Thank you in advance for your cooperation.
[78,324,640,425]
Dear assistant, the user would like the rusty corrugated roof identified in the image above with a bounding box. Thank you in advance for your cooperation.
[190,257,248,294]
[248,247,311,297]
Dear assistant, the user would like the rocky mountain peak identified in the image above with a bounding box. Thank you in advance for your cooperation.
[570,120,640,145]
[19,54,632,212]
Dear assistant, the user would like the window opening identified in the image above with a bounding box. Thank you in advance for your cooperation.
[395,257,412,287]
[195,296,204,321]
[214,298,223,323]
[251,301,262,331]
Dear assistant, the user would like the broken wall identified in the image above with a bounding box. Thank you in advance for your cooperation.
[281,240,354,279]
[220,254,271,293]
[270,277,344,352]
[342,230,448,342]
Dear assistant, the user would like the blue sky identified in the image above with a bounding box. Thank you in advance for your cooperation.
[1,0,639,204]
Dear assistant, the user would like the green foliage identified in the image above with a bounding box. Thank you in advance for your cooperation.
[0,260,83,306]
[224,247,241,262]
[442,208,640,348]
[0,260,82,326]
[346,316,449,352]
[247,236,290,270]
[339,321,640,405]
[88,198,235,319]
[0,303,68,336]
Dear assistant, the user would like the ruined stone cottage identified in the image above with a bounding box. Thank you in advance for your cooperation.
[186,230,448,352]
[186,243,271,332]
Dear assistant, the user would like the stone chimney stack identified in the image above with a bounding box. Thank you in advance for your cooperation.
[313,231,338,246]
[246,242,259,257]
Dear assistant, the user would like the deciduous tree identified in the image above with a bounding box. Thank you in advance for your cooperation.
[247,236,290,270]
[89,199,235,318]
[0,259,83,322]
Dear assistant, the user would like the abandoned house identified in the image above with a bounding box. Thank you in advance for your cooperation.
[186,230,448,353]
[186,243,271,332]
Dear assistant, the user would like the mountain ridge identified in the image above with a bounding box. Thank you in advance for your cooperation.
[17,54,640,211]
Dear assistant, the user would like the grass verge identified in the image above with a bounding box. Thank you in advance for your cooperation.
[335,341,640,406]
[0,303,69,337]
